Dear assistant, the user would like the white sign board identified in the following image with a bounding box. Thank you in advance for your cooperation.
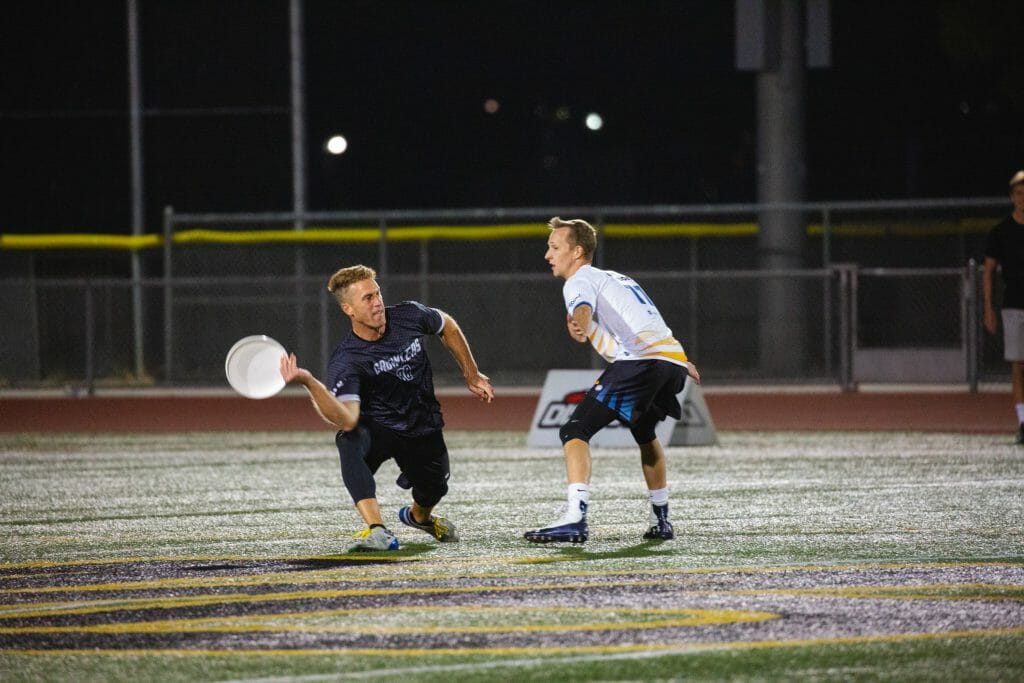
[526,369,717,448]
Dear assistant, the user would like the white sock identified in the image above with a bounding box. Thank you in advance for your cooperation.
[648,487,669,507]
[566,483,589,521]
[1015,403,1024,424]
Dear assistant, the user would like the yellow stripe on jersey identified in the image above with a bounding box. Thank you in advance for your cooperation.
[634,334,681,353]
[630,332,689,364]
[640,349,690,363]
[588,325,620,363]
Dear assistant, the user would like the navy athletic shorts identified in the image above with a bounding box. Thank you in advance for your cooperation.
[587,359,687,425]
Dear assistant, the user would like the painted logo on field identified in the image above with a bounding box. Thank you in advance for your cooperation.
[527,369,716,448]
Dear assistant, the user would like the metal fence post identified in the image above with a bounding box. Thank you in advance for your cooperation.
[378,218,388,300]
[419,238,430,304]
[319,284,330,379]
[84,283,95,396]
[821,207,831,268]
[688,242,699,362]
[965,259,979,392]
[163,206,174,383]
[835,263,856,391]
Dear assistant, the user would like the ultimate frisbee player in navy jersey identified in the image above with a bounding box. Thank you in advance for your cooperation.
[280,265,494,551]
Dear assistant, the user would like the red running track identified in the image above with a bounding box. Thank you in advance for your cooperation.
[0,390,1014,434]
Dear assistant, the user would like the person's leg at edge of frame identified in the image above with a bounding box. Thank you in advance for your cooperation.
[1013,361,1024,444]
[1002,309,1024,444]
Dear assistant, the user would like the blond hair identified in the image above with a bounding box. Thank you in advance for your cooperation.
[1010,170,1024,190]
[327,265,377,304]
[548,216,597,260]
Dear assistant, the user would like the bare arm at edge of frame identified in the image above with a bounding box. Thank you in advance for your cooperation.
[437,312,494,403]
[280,352,361,431]
[983,256,998,335]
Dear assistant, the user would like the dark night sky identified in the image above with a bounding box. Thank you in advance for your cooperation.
[1,1,1022,235]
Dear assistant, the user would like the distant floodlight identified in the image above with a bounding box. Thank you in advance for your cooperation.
[585,113,603,131]
[326,135,349,155]
[484,98,500,114]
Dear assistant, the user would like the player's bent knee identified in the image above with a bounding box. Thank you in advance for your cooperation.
[413,480,448,508]
[560,421,597,445]
[629,425,658,445]
[336,426,370,461]
[335,426,376,503]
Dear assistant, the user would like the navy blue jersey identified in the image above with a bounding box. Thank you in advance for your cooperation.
[985,216,1024,309]
[326,301,446,436]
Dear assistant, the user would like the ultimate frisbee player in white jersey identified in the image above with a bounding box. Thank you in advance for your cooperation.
[525,217,701,544]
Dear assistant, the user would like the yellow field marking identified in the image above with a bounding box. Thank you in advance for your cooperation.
[1,626,1023,658]
[0,605,778,635]
[715,583,1024,601]
[4,565,1019,604]
[0,565,653,595]
[0,577,675,620]
[0,565,726,597]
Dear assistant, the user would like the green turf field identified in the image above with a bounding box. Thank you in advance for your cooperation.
[1,430,1022,681]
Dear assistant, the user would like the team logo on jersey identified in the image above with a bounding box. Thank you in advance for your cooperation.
[373,338,423,378]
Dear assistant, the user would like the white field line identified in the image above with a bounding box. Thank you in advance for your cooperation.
[217,646,730,683]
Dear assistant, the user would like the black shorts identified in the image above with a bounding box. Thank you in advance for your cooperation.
[336,424,451,506]
[588,359,687,426]
[363,424,450,489]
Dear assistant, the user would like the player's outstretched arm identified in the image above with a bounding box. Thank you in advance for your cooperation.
[437,313,494,403]
[280,353,360,430]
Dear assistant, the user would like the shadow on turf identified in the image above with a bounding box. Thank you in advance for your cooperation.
[282,543,436,570]
[530,539,675,562]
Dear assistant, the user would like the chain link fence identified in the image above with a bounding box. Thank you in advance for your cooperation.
[0,198,1006,390]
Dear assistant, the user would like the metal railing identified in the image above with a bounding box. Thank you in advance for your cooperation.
[0,264,985,394]
[0,197,1006,391]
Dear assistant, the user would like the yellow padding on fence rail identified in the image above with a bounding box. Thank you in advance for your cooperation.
[1,223,734,250]
[0,233,163,251]
[173,223,550,244]
[0,219,991,251]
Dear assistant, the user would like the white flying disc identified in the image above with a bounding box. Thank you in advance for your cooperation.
[225,335,287,399]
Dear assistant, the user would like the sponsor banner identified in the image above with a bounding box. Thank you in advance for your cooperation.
[526,369,717,448]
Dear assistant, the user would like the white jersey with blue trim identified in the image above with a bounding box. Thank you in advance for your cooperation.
[562,264,688,366]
